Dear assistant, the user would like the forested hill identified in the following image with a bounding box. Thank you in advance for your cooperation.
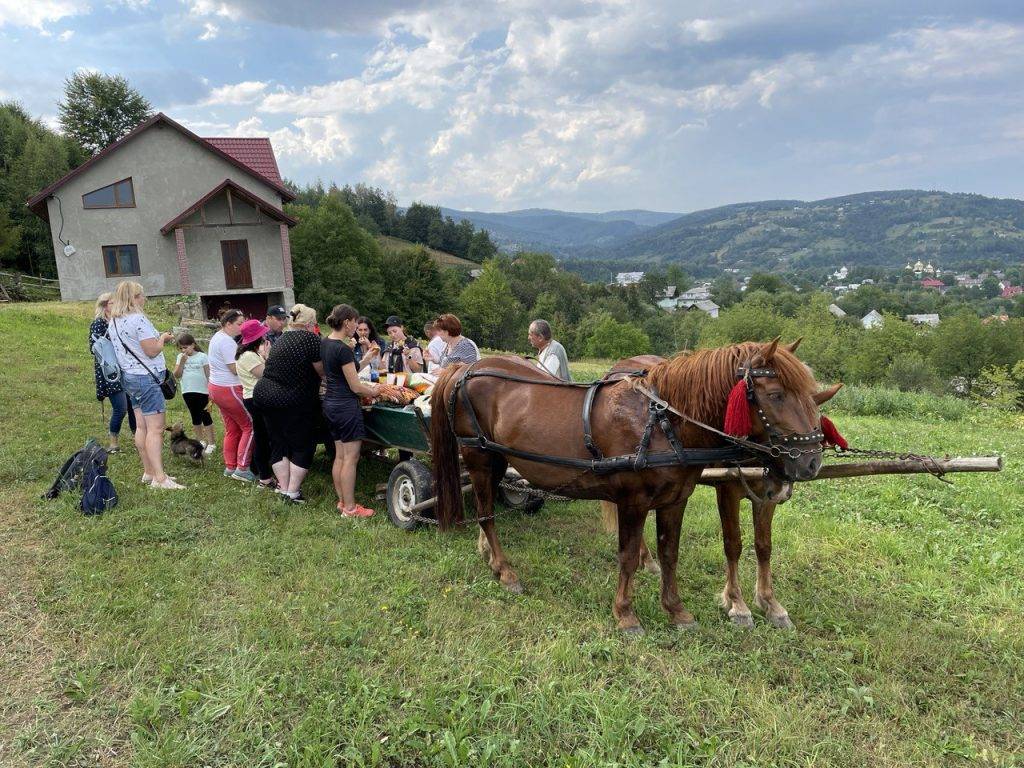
[569,190,1024,271]
[439,207,681,251]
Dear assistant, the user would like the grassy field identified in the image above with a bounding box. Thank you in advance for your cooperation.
[1,301,1022,768]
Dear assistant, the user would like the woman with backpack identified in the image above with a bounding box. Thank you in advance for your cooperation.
[89,292,136,453]
[107,280,182,490]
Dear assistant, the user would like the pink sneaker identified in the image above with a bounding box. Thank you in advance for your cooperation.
[339,503,374,518]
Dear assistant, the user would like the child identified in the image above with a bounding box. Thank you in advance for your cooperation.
[173,333,216,453]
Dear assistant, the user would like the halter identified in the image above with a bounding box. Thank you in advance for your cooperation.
[736,365,824,460]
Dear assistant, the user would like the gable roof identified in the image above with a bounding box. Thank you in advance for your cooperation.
[26,112,294,220]
[203,138,284,186]
[160,178,297,235]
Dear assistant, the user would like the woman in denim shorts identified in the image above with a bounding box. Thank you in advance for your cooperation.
[107,280,183,490]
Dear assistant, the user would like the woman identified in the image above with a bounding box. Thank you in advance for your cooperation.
[207,309,254,482]
[106,280,181,489]
[173,333,215,453]
[234,319,275,488]
[435,313,480,368]
[253,304,324,503]
[353,316,383,372]
[89,292,136,452]
[323,304,381,517]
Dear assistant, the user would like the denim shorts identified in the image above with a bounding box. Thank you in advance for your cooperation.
[122,372,166,416]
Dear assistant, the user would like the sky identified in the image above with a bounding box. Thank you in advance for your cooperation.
[2,1,1024,214]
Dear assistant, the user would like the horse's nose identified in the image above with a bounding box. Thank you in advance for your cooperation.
[802,455,821,480]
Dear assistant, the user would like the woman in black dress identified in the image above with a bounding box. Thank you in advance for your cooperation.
[89,292,136,452]
[253,304,324,503]
[323,304,381,517]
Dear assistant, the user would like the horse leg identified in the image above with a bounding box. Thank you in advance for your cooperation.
[639,526,662,576]
[752,501,794,629]
[602,501,660,575]
[655,502,697,630]
[613,505,646,634]
[467,452,522,594]
[716,484,753,628]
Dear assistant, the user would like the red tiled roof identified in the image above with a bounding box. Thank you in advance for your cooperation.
[920,278,944,288]
[1001,285,1023,299]
[160,178,297,235]
[203,138,284,187]
[26,113,293,221]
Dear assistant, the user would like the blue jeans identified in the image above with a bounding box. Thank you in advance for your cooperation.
[107,390,138,435]
[122,372,166,416]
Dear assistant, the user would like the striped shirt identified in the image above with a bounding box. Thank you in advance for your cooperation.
[440,337,480,368]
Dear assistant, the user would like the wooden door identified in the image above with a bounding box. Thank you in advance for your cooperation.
[221,240,252,289]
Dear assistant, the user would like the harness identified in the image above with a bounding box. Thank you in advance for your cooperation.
[445,361,823,475]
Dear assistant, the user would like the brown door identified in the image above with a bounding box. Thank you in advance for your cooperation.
[221,240,253,289]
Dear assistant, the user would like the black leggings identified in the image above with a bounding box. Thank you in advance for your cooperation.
[183,392,214,426]
[262,404,316,470]
[243,397,273,482]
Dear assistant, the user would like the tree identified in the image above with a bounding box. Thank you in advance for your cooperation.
[711,277,741,308]
[467,229,498,263]
[288,197,386,322]
[457,259,522,350]
[746,272,787,294]
[58,72,152,154]
[379,245,448,336]
[583,314,651,359]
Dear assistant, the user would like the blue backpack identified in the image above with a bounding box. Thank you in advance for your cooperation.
[43,438,118,515]
[91,334,122,385]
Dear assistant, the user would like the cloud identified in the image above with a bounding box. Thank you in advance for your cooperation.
[203,80,268,105]
[199,21,218,39]
[230,115,354,163]
[57,29,73,40]
[0,0,88,28]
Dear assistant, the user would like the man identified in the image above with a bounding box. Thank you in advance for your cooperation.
[422,320,446,373]
[528,319,570,381]
[265,305,287,345]
[380,316,423,374]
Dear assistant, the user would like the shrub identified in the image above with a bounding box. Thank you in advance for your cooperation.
[829,385,969,421]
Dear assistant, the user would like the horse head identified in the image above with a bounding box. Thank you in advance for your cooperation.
[734,338,842,482]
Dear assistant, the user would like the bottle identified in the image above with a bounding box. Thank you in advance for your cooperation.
[370,367,379,383]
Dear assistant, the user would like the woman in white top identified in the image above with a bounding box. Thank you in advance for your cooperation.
[107,280,182,489]
[207,308,254,481]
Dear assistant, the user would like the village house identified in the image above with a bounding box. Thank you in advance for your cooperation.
[678,299,720,318]
[27,113,296,319]
[676,283,713,302]
[827,303,847,319]
[905,313,940,327]
[614,271,644,286]
[861,309,884,329]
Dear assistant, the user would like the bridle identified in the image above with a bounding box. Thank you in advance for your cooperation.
[739,366,825,461]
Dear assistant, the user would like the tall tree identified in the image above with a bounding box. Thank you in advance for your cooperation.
[58,72,152,154]
[457,259,522,350]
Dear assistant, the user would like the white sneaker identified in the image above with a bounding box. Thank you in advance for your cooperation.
[141,473,152,484]
[204,443,216,455]
[150,477,185,490]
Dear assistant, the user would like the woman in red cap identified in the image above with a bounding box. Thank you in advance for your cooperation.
[235,319,275,488]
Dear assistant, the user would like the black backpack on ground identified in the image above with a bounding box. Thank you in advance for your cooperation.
[42,438,118,515]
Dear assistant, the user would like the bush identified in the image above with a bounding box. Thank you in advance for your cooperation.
[971,366,1020,411]
[886,352,940,393]
[829,385,969,421]
[583,315,651,359]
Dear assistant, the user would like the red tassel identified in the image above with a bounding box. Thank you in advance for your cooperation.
[820,415,848,450]
[723,379,752,436]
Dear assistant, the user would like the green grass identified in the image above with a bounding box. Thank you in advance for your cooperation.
[1,301,1022,767]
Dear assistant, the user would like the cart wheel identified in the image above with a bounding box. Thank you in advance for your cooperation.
[387,460,433,530]
[498,482,544,514]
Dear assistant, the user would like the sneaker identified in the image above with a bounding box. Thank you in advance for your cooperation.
[340,503,374,518]
[231,469,257,483]
[258,479,278,490]
[107,446,121,455]
[223,468,235,478]
[150,477,185,490]
[204,443,216,455]
[142,473,176,484]
[280,490,306,504]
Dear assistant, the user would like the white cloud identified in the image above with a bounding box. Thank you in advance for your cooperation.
[231,116,354,163]
[0,0,88,28]
[203,80,268,105]
[199,21,218,39]
[57,29,73,40]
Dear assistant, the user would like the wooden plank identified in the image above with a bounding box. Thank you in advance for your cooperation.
[697,456,1002,483]
[226,188,234,225]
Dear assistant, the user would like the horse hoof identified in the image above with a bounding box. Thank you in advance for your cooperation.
[620,625,645,637]
[503,579,524,595]
[730,613,754,628]
[769,614,795,630]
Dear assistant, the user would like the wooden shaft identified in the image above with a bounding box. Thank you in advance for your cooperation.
[408,483,473,515]
[698,456,1002,484]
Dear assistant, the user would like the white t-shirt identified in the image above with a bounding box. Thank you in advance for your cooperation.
[108,312,165,375]
[208,330,241,386]
[426,335,447,373]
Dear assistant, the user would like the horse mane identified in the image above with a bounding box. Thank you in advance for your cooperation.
[640,342,819,425]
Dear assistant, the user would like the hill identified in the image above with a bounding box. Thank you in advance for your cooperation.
[378,235,479,269]
[439,207,681,252]
[568,190,1024,272]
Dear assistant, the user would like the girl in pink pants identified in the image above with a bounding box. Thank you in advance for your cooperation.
[207,310,255,481]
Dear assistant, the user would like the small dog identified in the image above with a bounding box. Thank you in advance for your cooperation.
[166,423,204,462]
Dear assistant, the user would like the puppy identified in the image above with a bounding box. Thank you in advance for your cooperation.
[165,423,204,462]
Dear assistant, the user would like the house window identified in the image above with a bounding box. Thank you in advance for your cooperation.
[102,244,140,277]
[84,178,135,209]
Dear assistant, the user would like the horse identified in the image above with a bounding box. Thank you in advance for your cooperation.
[600,349,842,629]
[429,338,830,633]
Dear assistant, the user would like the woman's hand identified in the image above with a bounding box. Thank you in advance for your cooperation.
[160,331,175,345]
[259,340,270,359]
[344,336,356,349]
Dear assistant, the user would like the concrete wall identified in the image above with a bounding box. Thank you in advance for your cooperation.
[44,124,286,301]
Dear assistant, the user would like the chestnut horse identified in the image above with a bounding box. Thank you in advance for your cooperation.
[600,350,842,629]
[429,339,828,632]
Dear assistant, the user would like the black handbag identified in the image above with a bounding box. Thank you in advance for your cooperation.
[112,318,177,400]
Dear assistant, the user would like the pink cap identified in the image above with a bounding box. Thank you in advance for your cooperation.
[239,319,269,346]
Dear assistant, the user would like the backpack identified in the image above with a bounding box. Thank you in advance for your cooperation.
[42,439,118,515]
[91,334,122,385]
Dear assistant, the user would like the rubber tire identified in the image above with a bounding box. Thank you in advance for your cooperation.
[386,460,433,530]
[498,482,545,514]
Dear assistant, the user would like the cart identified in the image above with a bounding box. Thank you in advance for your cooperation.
[362,403,544,529]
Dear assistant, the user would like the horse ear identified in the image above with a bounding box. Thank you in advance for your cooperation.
[762,336,781,361]
[812,382,843,405]
[785,337,803,354]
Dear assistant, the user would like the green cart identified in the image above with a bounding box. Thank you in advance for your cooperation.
[362,403,544,529]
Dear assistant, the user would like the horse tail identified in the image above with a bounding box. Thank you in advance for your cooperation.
[600,500,619,534]
[430,365,465,531]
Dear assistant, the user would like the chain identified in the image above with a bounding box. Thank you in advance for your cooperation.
[825,444,953,484]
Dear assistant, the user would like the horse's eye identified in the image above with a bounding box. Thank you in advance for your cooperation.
[769,392,784,402]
